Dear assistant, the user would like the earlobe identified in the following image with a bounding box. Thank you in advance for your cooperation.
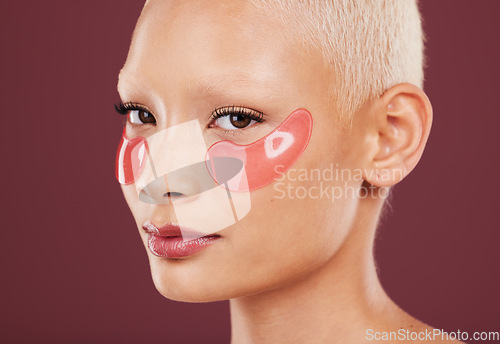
[364,83,433,187]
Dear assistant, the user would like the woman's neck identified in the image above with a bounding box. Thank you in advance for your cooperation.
[229,199,408,344]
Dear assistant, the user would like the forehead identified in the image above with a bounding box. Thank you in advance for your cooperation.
[118,0,333,119]
[124,1,290,77]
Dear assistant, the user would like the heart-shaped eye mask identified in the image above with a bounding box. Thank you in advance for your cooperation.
[205,108,313,192]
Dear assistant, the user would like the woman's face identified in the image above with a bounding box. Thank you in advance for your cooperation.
[118,0,366,302]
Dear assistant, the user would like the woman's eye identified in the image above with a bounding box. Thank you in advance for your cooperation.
[129,110,156,124]
[214,114,257,130]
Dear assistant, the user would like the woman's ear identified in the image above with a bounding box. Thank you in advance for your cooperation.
[363,83,433,187]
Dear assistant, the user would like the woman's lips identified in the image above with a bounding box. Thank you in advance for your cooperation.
[142,223,220,258]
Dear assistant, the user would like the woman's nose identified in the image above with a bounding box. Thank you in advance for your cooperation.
[139,161,217,204]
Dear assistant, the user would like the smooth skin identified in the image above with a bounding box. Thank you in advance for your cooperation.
[117,1,460,343]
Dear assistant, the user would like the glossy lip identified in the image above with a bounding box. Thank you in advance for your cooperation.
[142,222,221,258]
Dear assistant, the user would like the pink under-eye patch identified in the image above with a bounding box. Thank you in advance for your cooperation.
[115,109,313,193]
[206,108,313,192]
[116,130,148,185]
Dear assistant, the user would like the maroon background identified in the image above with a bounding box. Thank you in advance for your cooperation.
[1,1,498,343]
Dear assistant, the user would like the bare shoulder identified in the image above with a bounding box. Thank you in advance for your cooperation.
[365,304,466,344]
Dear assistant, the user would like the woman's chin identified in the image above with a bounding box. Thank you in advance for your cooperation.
[153,281,234,303]
[150,270,227,302]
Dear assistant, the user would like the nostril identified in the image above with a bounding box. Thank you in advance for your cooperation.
[139,177,169,204]
[164,191,185,199]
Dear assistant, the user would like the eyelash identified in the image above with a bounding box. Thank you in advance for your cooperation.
[114,102,151,116]
[210,105,264,123]
[114,102,265,126]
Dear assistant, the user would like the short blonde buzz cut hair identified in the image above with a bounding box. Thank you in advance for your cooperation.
[251,0,425,122]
